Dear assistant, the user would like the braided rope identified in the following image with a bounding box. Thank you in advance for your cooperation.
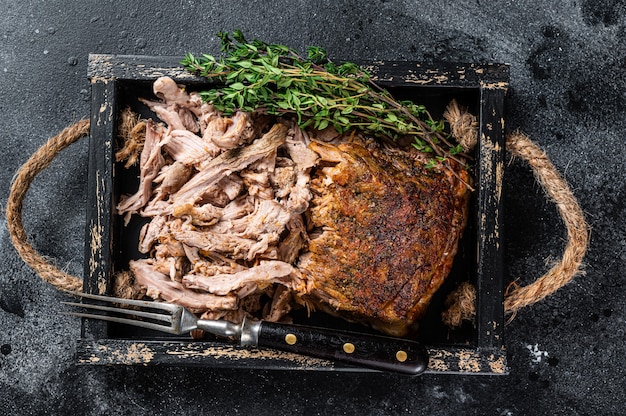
[441,101,589,326]
[6,119,90,292]
[503,131,589,315]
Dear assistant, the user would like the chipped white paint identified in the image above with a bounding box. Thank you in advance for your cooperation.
[525,343,549,364]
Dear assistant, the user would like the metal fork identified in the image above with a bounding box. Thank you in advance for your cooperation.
[63,291,429,375]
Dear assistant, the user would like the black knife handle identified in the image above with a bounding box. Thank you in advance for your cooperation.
[256,321,429,375]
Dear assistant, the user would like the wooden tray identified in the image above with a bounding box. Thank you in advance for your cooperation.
[79,54,509,374]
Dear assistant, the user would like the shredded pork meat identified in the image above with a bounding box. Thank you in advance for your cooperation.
[117,77,318,324]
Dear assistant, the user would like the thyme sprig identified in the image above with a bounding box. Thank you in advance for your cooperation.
[181,30,467,168]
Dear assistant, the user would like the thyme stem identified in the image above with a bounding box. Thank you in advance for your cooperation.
[180,30,469,168]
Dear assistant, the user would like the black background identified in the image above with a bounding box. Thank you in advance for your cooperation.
[1,1,625,415]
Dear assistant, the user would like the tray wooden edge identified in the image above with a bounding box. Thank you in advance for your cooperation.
[75,339,508,375]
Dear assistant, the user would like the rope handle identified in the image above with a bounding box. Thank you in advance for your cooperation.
[441,129,589,326]
[6,120,89,292]
[5,112,589,323]
[503,131,589,313]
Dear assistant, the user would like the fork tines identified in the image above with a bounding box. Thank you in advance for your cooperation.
[61,291,181,334]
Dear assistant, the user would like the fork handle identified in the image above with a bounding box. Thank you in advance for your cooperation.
[254,321,429,375]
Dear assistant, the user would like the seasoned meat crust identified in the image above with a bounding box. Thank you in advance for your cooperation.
[299,139,470,336]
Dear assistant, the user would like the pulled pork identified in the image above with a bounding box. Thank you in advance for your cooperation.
[117,76,316,324]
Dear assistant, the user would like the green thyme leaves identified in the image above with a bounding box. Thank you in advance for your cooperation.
[180,31,468,167]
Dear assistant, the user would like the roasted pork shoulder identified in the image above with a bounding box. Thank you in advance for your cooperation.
[300,139,470,336]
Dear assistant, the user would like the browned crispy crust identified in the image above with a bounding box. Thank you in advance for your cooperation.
[298,138,470,336]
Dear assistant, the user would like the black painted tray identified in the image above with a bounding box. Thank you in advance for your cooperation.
[80,54,509,374]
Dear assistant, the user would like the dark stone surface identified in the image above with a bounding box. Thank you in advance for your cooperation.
[0,1,624,415]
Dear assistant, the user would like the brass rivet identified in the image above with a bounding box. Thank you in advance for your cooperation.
[285,333,297,345]
[343,343,355,354]
[396,350,408,362]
